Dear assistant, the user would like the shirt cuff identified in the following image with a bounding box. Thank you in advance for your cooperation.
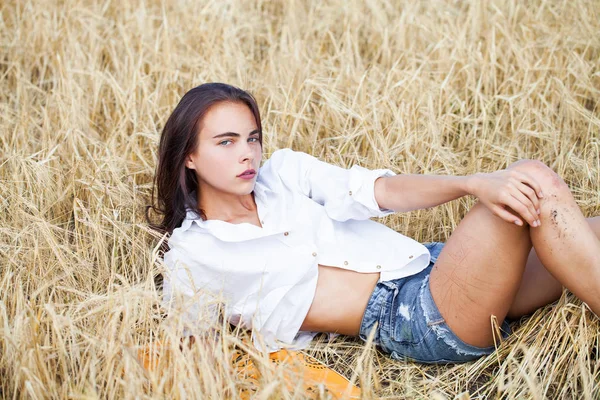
[348,165,397,217]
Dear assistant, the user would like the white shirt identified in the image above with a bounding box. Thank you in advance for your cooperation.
[162,148,431,354]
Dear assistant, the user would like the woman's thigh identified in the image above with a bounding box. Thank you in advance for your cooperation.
[507,216,600,318]
[429,201,532,348]
[507,247,563,318]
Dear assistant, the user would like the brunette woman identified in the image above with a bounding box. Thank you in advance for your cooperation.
[148,82,599,363]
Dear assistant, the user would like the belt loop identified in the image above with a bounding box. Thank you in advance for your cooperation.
[378,279,398,290]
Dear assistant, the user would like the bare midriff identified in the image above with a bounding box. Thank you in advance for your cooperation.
[299,264,381,336]
[232,215,381,337]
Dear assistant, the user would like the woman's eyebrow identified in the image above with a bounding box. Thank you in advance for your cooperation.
[212,129,259,139]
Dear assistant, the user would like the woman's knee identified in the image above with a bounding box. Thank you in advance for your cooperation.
[506,159,568,194]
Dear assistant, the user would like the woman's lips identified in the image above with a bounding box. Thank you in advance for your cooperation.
[237,172,256,180]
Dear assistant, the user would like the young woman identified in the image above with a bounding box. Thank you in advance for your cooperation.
[148,82,600,364]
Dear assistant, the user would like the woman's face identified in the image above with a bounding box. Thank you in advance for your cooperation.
[185,101,262,197]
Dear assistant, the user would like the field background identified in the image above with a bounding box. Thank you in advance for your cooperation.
[1,0,599,398]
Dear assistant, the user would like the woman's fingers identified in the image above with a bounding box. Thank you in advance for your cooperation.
[517,182,541,214]
[513,171,544,199]
[479,169,545,227]
[509,190,540,227]
[493,204,523,226]
[506,192,539,227]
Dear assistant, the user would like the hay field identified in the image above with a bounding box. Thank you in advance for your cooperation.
[1,0,599,398]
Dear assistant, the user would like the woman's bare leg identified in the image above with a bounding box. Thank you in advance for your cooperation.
[508,216,600,318]
[506,247,562,318]
[430,160,600,347]
[429,201,532,347]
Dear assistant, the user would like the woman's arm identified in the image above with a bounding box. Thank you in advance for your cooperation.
[375,170,544,227]
[374,174,473,213]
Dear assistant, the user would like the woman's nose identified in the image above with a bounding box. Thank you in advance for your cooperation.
[240,142,254,162]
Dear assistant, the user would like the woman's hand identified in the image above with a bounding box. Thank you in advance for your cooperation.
[467,170,544,227]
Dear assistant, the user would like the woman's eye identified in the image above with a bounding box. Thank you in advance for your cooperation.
[219,137,259,146]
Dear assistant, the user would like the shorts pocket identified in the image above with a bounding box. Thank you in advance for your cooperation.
[388,287,432,346]
[391,322,434,346]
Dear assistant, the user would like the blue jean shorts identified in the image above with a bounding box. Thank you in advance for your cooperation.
[358,242,512,364]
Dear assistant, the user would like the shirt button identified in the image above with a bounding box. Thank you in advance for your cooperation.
[344,261,348,265]
[312,252,317,257]
[348,190,353,196]
[284,232,289,236]
[409,255,413,259]
[376,265,381,269]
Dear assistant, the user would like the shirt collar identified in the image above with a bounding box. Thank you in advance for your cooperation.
[179,178,272,235]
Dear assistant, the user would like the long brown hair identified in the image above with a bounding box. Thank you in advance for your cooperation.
[146,83,263,240]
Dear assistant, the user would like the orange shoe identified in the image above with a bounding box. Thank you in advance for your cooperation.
[267,348,361,399]
[138,340,361,399]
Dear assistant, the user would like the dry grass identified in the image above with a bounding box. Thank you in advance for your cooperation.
[1,0,599,398]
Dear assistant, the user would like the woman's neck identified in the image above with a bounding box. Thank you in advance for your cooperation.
[197,187,257,222]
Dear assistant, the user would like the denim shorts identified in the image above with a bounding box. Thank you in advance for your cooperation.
[358,242,512,364]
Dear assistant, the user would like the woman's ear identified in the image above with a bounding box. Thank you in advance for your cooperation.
[185,156,196,170]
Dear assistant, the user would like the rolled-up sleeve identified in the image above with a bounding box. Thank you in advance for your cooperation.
[265,148,397,221]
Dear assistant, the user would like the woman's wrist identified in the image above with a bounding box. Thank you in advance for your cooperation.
[464,173,485,197]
